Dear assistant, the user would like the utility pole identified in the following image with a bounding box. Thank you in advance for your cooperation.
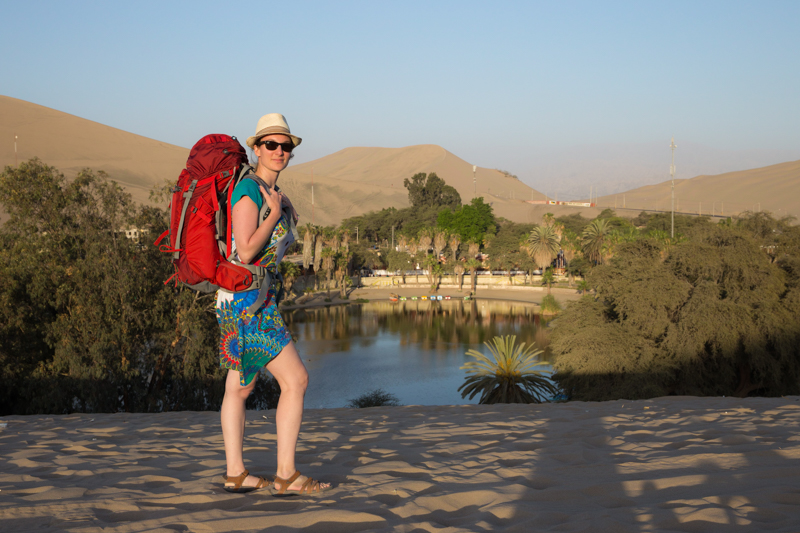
[311,168,315,225]
[356,226,359,244]
[391,225,395,250]
[14,134,18,166]
[670,137,677,238]
[472,165,477,198]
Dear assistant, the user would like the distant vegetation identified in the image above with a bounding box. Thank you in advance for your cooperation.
[2,158,798,414]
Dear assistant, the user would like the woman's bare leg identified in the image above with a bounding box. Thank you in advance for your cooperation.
[266,341,329,490]
[220,368,260,486]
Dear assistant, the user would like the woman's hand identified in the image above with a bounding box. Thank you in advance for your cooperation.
[260,185,282,218]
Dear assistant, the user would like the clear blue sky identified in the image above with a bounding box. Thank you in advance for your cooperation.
[2,1,798,177]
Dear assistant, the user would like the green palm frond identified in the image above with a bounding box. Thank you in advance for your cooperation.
[458,335,558,404]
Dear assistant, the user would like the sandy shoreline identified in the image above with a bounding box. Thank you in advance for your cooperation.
[3,396,800,532]
[282,285,583,311]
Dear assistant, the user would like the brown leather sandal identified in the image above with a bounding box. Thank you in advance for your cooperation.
[270,470,331,497]
[222,469,271,493]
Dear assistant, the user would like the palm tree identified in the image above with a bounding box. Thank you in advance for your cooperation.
[454,262,465,291]
[313,226,324,273]
[301,223,315,271]
[541,267,555,294]
[466,258,481,294]
[577,279,589,295]
[449,233,461,262]
[340,229,351,253]
[406,236,417,256]
[418,228,433,254]
[433,230,448,260]
[582,218,611,265]
[335,252,351,299]
[468,240,480,259]
[458,335,558,404]
[320,248,335,297]
[398,234,409,253]
[542,212,555,228]
[278,260,300,299]
[327,228,340,254]
[527,225,561,271]
[423,254,439,292]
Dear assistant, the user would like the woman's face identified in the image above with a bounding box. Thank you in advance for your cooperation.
[254,133,293,173]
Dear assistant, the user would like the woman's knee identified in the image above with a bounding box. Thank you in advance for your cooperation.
[225,374,256,400]
[280,368,308,395]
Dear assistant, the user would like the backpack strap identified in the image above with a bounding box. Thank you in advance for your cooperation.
[173,179,198,259]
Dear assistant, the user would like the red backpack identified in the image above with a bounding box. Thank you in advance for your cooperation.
[154,134,286,313]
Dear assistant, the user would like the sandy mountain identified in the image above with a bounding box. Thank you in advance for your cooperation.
[278,145,559,227]
[590,159,800,220]
[2,96,559,226]
[0,95,188,208]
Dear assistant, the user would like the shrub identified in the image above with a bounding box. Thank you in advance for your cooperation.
[540,294,562,314]
[347,389,401,408]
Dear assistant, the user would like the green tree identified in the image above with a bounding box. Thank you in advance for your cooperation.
[0,159,240,414]
[550,221,800,401]
[437,197,496,243]
[556,213,591,235]
[403,172,461,209]
[458,335,558,404]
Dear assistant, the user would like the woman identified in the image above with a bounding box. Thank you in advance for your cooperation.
[217,113,330,496]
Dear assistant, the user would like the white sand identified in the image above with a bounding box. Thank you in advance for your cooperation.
[2,396,800,532]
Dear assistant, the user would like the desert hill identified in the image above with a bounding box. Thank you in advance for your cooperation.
[1,96,558,226]
[0,95,188,207]
[279,145,558,226]
[590,159,800,220]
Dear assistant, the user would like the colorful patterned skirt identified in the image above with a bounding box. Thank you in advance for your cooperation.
[217,289,292,387]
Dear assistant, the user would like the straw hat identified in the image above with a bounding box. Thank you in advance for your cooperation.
[246,113,302,148]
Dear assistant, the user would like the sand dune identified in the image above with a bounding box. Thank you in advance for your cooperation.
[1,96,554,226]
[280,145,549,227]
[0,95,188,208]
[2,397,800,531]
[590,159,800,220]
[4,95,797,226]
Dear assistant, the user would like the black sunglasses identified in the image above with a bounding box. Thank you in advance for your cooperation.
[256,140,295,152]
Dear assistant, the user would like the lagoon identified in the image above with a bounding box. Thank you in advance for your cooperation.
[283,300,554,408]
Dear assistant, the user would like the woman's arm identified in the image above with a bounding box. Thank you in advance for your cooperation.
[232,185,283,264]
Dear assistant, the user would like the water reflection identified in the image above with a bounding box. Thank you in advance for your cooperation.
[283,300,553,408]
